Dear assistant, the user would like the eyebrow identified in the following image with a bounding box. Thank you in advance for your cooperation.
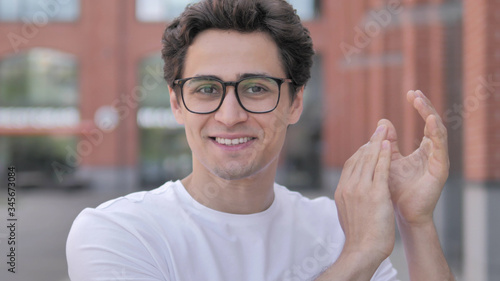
[192,72,272,80]
[238,72,270,79]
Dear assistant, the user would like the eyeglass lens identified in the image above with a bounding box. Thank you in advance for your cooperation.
[182,77,280,113]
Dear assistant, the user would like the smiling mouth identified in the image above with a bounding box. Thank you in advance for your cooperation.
[212,137,256,146]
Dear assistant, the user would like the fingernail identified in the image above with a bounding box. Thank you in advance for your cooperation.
[372,125,385,137]
[376,125,386,133]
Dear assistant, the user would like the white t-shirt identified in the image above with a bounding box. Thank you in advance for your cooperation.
[66,180,398,281]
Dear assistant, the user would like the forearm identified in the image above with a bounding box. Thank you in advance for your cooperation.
[314,251,383,281]
[397,216,455,281]
[320,129,394,281]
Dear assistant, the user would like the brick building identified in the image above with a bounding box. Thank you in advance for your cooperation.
[0,0,499,279]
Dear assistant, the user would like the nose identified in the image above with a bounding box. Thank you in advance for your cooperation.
[213,87,249,127]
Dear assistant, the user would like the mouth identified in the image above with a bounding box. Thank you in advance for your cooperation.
[210,136,256,146]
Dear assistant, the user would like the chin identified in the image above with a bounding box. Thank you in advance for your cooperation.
[211,160,259,181]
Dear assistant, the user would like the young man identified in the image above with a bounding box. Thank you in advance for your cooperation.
[67,0,455,280]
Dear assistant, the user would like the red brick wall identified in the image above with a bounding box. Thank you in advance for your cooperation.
[321,0,451,169]
[0,0,497,182]
[463,0,500,181]
[0,0,165,168]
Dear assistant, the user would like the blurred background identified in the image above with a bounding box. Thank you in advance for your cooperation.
[0,0,498,280]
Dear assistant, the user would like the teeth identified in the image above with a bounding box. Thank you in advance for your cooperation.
[215,137,252,146]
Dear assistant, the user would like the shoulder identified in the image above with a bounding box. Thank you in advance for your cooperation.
[274,183,341,232]
[274,183,338,215]
[96,180,180,212]
[67,180,183,244]
[66,181,182,280]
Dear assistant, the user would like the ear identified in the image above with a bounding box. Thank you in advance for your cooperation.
[169,86,185,125]
[288,86,304,125]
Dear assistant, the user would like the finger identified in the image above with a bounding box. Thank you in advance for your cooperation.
[407,90,442,123]
[370,124,388,142]
[358,125,387,181]
[373,140,391,188]
[339,145,365,186]
[337,146,365,204]
[407,89,433,105]
[424,114,449,165]
[377,119,403,160]
[339,155,357,186]
[415,90,437,112]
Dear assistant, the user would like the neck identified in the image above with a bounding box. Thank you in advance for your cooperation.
[181,161,277,214]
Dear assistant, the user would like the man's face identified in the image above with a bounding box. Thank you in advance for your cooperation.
[170,29,303,181]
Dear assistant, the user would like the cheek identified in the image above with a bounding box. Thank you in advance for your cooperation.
[260,114,289,148]
[183,117,205,148]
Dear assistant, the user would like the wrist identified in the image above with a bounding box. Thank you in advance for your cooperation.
[395,211,435,231]
[394,204,435,228]
[315,248,386,281]
[342,242,391,266]
[395,214,455,281]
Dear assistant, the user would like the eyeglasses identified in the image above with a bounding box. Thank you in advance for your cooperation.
[173,75,293,114]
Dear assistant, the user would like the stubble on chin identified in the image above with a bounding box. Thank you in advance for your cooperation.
[211,159,256,181]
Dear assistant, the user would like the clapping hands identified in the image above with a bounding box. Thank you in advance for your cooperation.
[334,90,450,262]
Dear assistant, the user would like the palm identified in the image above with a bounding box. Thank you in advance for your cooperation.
[379,91,449,225]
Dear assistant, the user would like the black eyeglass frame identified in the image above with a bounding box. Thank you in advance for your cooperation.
[173,75,293,114]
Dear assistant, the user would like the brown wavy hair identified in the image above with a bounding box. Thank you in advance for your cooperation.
[161,0,314,99]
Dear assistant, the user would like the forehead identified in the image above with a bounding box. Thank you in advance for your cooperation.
[182,29,285,79]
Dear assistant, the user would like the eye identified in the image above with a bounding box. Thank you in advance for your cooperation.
[239,77,276,95]
[198,85,218,94]
[247,85,265,93]
[241,83,270,95]
[190,81,222,96]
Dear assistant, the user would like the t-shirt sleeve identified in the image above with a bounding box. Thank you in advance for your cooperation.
[66,208,167,281]
[371,258,399,281]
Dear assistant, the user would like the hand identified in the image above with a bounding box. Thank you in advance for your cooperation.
[378,90,449,226]
[334,125,395,264]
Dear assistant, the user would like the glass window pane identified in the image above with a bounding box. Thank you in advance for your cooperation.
[136,0,166,22]
[137,55,170,108]
[164,0,199,20]
[0,0,80,22]
[0,136,78,184]
[136,0,200,22]
[137,55,191,188]
[277,55,323,190]
[0,48,79,107]
[21,0,40,19]
[287,0,316,21]
[56,0,80,21]
[0,48,80,189]
[136,0,316,22]
[0,0,20,21]
[139,128,191,188]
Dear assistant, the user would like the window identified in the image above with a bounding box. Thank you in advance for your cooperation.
[288,0,319,21]
[0,48,80,188]
[136,0,199,22]
[137,55,191,188]
[0,48,79,107]
[0,0,80,22]
[136,0,318,22]
[277,55,323,190]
